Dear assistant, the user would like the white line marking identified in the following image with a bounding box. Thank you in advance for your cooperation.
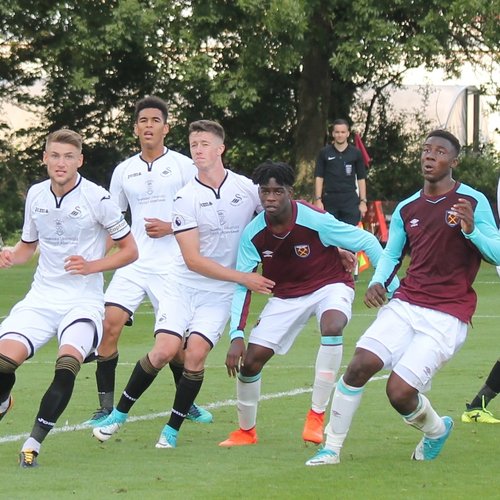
[0,375,389,444]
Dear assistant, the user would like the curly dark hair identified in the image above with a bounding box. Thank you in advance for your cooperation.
[251,160,295,187]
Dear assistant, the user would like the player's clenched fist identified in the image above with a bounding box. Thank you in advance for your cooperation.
[0,249,14,268]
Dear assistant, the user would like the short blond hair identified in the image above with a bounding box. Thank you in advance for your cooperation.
[45,129,83,152]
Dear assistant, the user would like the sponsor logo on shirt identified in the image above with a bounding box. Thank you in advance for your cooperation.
[262,250,274,258]
[145,179,154,196]
[409,218,419,228]
[445,210,459,227]
[200,201,213,207]
[327,156,336,160]
[127,172,142,179]
[35,206,49,214]
[345,163,353,176]
[294,244,310,258]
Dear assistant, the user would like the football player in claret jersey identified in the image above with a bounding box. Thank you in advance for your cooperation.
[218,160,397,447]
[93,120,274,448]
[307,130,500,466]
[0,129,138,467]
[85,96,212,426]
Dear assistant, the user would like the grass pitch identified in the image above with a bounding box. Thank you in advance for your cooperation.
[1,259,500,499]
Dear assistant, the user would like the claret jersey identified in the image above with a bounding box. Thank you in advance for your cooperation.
[370,182,500,323]
[230,200,393,339]
[21,175,130,303]
[110,147,197,275]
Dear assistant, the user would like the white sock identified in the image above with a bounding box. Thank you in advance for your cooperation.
[21,437,41,454]
[311,341,343,413]
[0,396,11,413]
[237,374,261,431]
[325,376,364,453]
[403,393,445,438]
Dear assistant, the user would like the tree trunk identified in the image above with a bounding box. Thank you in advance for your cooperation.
[294,41,331,197]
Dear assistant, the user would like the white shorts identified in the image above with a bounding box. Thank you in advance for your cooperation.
[105,271,167,316]
[356,299,468,392]
[155,281,232,348]
[0,297,103,358]
[249,283,354,355]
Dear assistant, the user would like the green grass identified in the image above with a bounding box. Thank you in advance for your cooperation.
[1,259,500,499]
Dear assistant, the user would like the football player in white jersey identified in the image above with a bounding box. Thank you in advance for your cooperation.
[93,120,275,447]
[0,129,138,467]
[85,96,213,426]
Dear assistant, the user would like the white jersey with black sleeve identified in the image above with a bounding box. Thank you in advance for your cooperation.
[21,175,130,305]
[109,147,197,276]
[170,169,260,293]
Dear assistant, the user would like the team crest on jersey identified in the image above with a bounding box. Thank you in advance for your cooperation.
[294,244,310,258]
[160,167,172,177]
[445,210,459,227]
[217,210,227,225]
[55,219,64,236]
[69,206,82,218]
[230,193,245,206]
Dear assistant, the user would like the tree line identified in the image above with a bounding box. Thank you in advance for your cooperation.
[0,0,499,236]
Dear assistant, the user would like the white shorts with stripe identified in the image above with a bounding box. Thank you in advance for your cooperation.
[356,298,468,392]
[0,295,103,358]
[104,271,168,316]
[249,283,354,355]
[155,281,233,348]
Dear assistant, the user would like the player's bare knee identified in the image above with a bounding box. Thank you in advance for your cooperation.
[343,350,381,387]
[320,311,347,336]
[240,357,264,377]
[102,319,124,343]
[386,377,417,413]
[148,348,172,369]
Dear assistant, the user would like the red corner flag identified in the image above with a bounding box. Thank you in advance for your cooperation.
[354,133,371,169]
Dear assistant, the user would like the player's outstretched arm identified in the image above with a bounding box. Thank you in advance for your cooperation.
[175,228,275,293]
[225,338,246,378]
[0,241,37,268]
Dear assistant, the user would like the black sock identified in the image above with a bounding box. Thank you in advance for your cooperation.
[31,356,79,443]
[169,360,184,388]
[168,370,204,431]
[96,352,119,410]
[0,354,18,403]
[470,360,500,408]
[0,372,15,404]
[485,361,500,393]
[116,356,159,413]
